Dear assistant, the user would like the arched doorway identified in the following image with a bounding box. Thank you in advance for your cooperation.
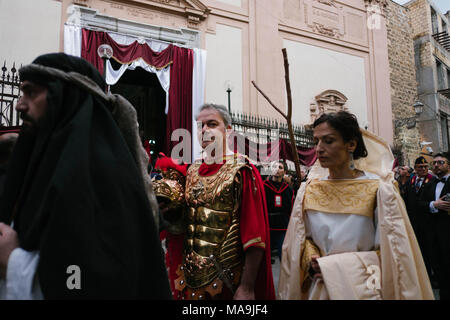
[110,60,167,165]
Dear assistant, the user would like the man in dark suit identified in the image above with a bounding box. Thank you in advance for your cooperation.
[418,153,450,300]
[404,156,433,281]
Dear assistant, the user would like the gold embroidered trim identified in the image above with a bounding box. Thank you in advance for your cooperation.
[300,239,321,273]
[243,237,265,250]
[304,179,379,218]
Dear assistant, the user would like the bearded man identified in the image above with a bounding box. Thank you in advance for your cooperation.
[0,53,171,299]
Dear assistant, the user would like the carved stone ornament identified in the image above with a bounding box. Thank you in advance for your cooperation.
[317,0,335,7]
[310,90,349,123]
[364,0,388,16]
[364,0,388,7]
[148,0,211,29]
[313,23,338,37]
[304,0,345,39]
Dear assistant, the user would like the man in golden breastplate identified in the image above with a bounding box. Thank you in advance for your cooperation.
[157,104,275,300]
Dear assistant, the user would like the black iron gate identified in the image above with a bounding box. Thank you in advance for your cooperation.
[0,62,21,131]
[230,111,314,148]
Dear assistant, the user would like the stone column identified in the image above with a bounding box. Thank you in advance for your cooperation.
[365,0,394,144]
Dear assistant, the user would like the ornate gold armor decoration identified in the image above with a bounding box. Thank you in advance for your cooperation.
[152,168,186,211]
[152,168,186,234]
[175,156,250,299]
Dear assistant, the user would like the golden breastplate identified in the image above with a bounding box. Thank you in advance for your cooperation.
[183,157,248,289]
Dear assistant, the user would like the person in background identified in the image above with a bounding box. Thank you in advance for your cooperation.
[264,161,294,264]
[418,153,450,299]
[393,166,400,180]
[404,157,434,288]
[397,165,411,201]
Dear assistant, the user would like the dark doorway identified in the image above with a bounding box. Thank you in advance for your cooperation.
[110,60,167,164]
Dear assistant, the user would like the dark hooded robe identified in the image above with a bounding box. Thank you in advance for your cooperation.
[0,53,171,299]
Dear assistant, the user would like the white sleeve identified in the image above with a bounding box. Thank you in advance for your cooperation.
[0,248,43,300]
[429,201,439,213]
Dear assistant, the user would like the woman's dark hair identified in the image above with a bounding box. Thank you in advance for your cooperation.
[312,111,368,160]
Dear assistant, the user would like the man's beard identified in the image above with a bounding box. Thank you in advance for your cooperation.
[19,113,39,136]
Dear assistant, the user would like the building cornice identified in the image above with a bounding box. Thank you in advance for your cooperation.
[67,4,201,47]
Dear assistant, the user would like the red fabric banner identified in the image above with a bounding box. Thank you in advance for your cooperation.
[81,29,173,75]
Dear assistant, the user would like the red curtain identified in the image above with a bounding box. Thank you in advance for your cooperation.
[81,28,194,157]
[81,29,173,75]
[165,46,193,156]
[230,132,317,166]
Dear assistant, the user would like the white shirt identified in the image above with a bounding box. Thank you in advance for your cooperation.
[305,172,380,256]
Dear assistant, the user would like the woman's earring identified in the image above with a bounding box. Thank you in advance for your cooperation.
[349,152,355,170]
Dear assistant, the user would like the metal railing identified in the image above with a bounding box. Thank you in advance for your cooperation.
[0,61,21,129]
[230,111,314,148]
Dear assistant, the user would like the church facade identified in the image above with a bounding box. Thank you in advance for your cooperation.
[1,0,394,147]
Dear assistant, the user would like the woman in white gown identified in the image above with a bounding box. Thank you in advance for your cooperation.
[278,111,433,300]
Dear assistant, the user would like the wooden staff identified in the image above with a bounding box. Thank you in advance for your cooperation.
[251,48,302,183]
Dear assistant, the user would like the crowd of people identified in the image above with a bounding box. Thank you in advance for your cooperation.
[0,53,441,300]
[394,155,450,300]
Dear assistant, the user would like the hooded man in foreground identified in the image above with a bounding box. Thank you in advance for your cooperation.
[0,53,171,299]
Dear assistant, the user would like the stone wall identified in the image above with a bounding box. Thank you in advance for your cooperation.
[408,0,431,39]
[419,41,434,67]
[387,0,421,165]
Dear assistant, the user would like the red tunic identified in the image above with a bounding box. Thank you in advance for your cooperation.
[165,156,275,300]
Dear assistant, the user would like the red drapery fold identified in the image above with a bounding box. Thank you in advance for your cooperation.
[230,132,317,166]
[165,46,193,156]
[81,29,173,75]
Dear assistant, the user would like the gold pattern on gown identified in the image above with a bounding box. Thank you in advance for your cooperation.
[304,179,379,218]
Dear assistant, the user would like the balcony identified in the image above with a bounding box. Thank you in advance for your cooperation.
[438,88,450,100]
[432,31,450,52]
